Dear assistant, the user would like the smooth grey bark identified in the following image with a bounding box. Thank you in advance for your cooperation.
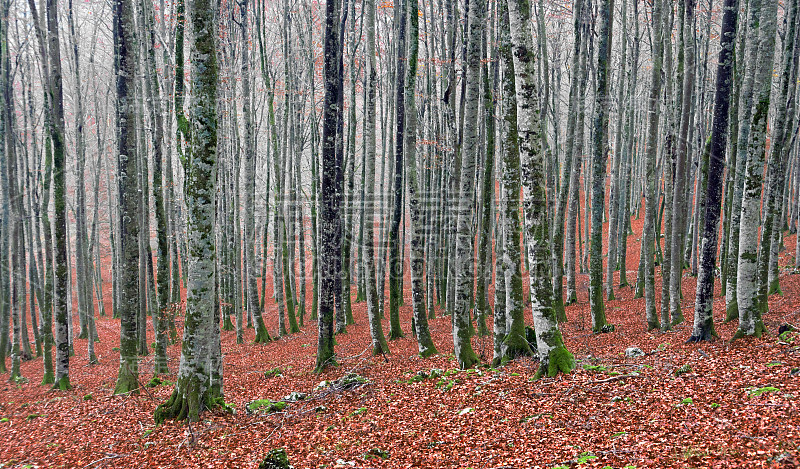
[404,0,437,357]
[552,0,585,321]
[139,0,169,372]
[452,0,483,369]
[734,0,778,339]
[642,0,665,331]
[242,0,262,344]
[507,0,574,377]
[759,0,799,301]
[669,0,696,326]
[565,27,589,305]
[605,0,626,301]
[363,0,389,356]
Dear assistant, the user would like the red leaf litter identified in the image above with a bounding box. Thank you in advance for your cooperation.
[2,210,800,468]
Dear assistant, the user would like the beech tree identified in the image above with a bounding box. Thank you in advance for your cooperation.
[690,0,739,342]
[734,0,778,339]
[155,0,221,420]
[507,0,574,377]
[112,0,139,395]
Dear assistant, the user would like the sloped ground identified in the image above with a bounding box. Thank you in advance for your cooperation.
[2,222,800,468]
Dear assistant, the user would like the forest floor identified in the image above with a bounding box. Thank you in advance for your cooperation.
[2,215,800,468]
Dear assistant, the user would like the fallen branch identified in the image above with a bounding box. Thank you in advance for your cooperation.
[83,452,125,469]
[591,374,640,384]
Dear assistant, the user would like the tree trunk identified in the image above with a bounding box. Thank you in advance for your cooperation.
[734,0,778,339]
[690,0,738,341]
[314,0,343,373]
[507,0,574,377]
[112,0,139,395]
[588,0,614,332]
[725,0,763,322]
[498,0,532,364]
[155,0,221,420]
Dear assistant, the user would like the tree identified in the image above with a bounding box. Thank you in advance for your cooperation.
[589,0,614,333]
[315,0,343,373]
[553,0,585,321]
[363,0,389,357]
[155,0,222,421]
[47,0,71,390]
[112,0,140,395]
[642,0,665,331]
[388,0,407,341]
[139,0,170,374]
[497,0,532,364]
[725,0,763,322]
[690,0,739,342]
[734,0,778,339]
[757,0,799,304]
[507,0,574,377]
[404,0,437,357]
[668,0,696,327]
[452,0,484,369]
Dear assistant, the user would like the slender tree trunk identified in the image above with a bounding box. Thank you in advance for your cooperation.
[690,0,739,343]
[668,0,696,326]
[112,0,139,394]
[155,0,221,420]
[507,0,574,377]
[725,0,762,322]
[758,0,799,302]
[643,0,665,331]
[734,0,778,339]
[588,0,614,332]
[314,0,342,373]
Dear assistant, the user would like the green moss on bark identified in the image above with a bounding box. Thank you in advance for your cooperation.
[53,375,71,390]
[534,345,575,379]
[254,322,272,343]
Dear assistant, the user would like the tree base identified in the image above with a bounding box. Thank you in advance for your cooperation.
[154,381,223,424]
[732,320,767,341]
[114,365,139,395]
[254,324,272,343]
[534,345,575,379]
[687,326,718,343]
[724,300,738,323]
[53,375,71,390]
[502,330,533,363]
[41,372,55,385]
[222,317,235,331]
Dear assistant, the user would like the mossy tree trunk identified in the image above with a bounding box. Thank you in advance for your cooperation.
[497,1,531,364]
[588,0,614,333]
[734,0,777,339]
[507,0,574,377]
[112,0,140,395]
[452,0,484,369]
[155,0,222,421]
[725,0,763,323]
[758,0,799,304]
